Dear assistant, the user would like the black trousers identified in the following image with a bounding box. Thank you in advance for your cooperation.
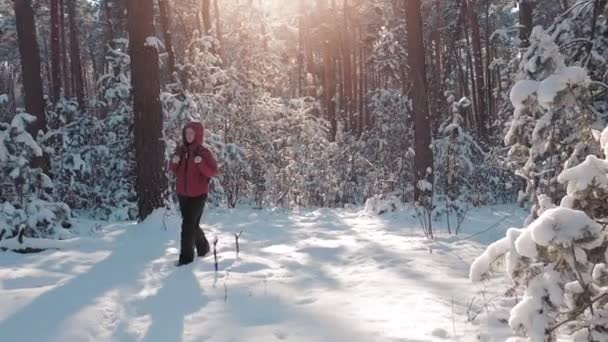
[178,194,210,263]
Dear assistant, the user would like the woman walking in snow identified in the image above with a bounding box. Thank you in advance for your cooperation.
[170,122,219,266]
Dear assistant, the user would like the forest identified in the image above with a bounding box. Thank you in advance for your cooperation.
[1,0,608,341]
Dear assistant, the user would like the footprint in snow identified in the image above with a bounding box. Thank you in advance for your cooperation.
[274,330,288,340]
[229,261,269,273]
[431,328,448,339]
[295,297,317,305]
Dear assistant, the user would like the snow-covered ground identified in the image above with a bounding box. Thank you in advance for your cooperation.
[0,204,527,342]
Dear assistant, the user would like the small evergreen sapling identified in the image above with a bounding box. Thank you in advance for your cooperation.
[0,113,72,243]
[471,125,608,341]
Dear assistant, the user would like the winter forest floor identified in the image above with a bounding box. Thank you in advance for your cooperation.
[0,205,528,342]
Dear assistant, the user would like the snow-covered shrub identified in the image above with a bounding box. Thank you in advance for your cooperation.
[433,95,485,233]
[49,40,136,220]
[471,125,608,341]
[364,193,403,215]
[0,113,72,240]
[504,28,595,222]
[361,88,415,202]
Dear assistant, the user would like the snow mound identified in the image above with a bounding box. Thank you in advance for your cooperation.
[363,194,401,215]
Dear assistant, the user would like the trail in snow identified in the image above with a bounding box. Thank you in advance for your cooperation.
[0,205,527,342]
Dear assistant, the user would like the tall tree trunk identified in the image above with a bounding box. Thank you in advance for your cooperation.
[518,0,533,48]
[324,39,337,141]
[68,0,85,108]
[297,0,305,97]
[465,44,477,127]
[104,0,115,43]
[466,0,486,138]
[352,23,358,133]
[404,0,432,201]
[358,30,365,135]
[158,0,175,74]
[304,13,316,96]
[43,37,53,100]
[50,0,61,103]
[201,0,211,35]
[102,0,114,73]
[127,0,167,220]
[60,0,71,98]
[15,0,48,171]
[484,0,493,134]
[341,0,353,132]
[15,0,46,133]
[213,0,224,58]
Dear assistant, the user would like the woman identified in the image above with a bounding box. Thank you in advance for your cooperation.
[169,121,219,266]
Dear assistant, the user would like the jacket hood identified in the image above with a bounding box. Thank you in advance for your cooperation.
[183,122,205,146]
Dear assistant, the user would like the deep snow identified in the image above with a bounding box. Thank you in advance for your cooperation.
[0,205,527,342]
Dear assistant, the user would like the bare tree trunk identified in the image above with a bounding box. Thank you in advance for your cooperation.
[60,0,71,98]
[15,0,46,131]
[358,30,365,135]
[518,0,533,48]
[104,0,115,43]
[158,0,175,74]
[467,0,487,139]
[352,24,358,132]
[15,0,48,171]
[127,0,168,220]
[404,0,432,201]
[341,0,353,132]
[50,0,61,103]
[324,39,337,141]
[68,0,85,108]
[297,0,305,97]
[465,45,476,127]
[201,0,211,35]
[42,37,53,100]
[213,0,224,57]
[484,0,493,134]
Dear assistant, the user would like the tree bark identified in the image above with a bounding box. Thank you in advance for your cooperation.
[50,0,61,103]
[358,29,365,135]
[466,0,487,138]
[297,0,305,96]
[158,0,175,74]
[201,0,211,35]
[15,0,46,134]
[484,0,493,133]
[518,0,533,48]
[213,0,224,57]
[404,0,432,200]
[68,0,85,108]
[104,0,114,41]
[60,0,71,98]
[127,0,168,220]
[324,39,337,141]
[341,0,353,132]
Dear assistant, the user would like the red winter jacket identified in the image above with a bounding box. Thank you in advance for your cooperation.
[169,122,219,197]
